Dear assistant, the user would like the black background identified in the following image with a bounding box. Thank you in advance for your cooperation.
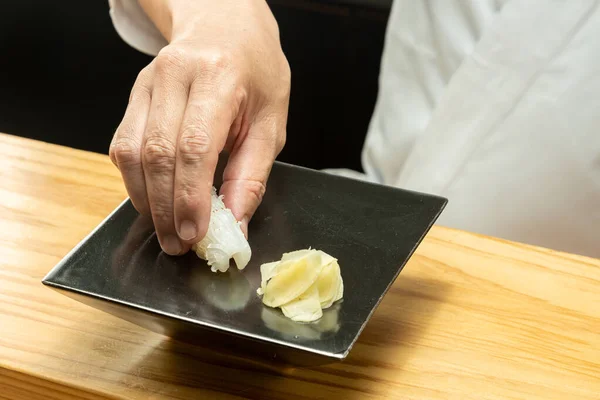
[0,0,391,171]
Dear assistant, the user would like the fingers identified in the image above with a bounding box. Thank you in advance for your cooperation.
[142,50,191,255]
[112,41,288,253]
[109,70,152,216]
[173,80,233,244]
[220,110,286,236]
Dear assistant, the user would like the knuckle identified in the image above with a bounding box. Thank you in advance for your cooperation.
[151,203,173,227]
[174,188,201,211]
[280,78,291,99]
[143,136,176,170]
[233,86,248,108]
[109,137,118,165]
[111,138,140,168]
[109,149,118,167]
[276,131,287,153]
[179,129,212,164]
[258,112,285,154]
[155,47,188,73]
[199,49,232,70]
[270,63,291,104]
[245,180,267,205]
[274,56,291,97]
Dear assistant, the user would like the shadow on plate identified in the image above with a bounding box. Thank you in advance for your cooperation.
[113,275,453,399]
[41,262,450,399]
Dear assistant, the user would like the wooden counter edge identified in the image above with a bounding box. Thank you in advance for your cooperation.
[0,367,117,400]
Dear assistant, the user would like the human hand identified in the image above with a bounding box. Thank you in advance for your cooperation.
[109,0,290,255]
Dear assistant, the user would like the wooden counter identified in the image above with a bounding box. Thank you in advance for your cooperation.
[0,132,598,399]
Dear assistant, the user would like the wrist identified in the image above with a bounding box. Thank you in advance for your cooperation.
[138,0,175,42]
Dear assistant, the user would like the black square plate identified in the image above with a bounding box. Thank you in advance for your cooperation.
[42,159,447,365]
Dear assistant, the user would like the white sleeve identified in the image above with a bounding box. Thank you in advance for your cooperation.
[108,0,168,56]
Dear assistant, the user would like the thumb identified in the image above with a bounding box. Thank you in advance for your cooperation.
[219,114,285,236]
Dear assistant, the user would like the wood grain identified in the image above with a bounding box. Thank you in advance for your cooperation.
[0,132,598,400]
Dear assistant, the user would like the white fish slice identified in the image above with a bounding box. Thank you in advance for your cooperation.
[191,187,251,273]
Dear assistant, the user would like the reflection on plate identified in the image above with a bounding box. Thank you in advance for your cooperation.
[261,302,341,341]
[190,265,252,312]
[110,214,252,315]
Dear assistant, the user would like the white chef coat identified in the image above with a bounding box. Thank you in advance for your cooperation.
[108,0,600,258]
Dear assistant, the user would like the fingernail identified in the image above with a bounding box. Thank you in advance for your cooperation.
[178,220,198,241]
[162,235,182,255]
[240,216,249,238]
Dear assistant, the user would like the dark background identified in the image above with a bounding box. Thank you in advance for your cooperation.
[0,0,391,172]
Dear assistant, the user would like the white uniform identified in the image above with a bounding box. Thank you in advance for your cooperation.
[109,0,600,258]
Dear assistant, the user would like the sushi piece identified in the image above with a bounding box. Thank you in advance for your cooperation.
[191,187,251,273]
